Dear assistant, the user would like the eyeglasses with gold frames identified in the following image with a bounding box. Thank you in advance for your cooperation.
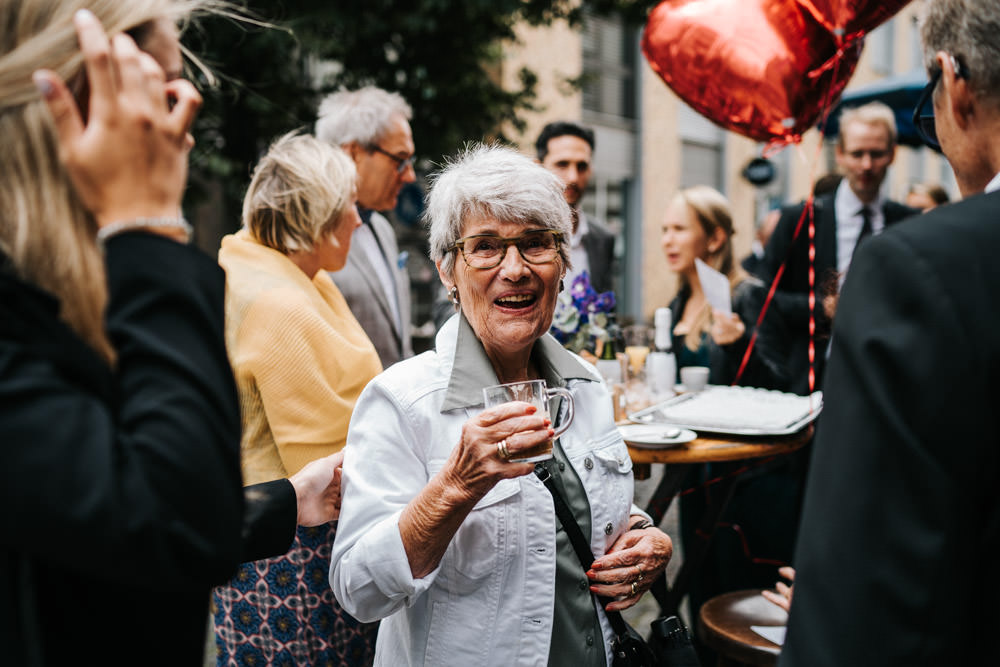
[450,229,564,269]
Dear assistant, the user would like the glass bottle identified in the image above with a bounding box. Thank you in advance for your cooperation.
[646,307,677,399]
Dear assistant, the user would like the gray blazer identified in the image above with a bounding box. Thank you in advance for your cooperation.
[330,211,412,368]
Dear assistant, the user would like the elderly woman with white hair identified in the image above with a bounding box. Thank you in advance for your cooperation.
[331,144,673,666]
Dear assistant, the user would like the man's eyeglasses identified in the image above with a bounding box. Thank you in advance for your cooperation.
[369,145,415,175]
[913,54,968,152]
[451,230,564,269]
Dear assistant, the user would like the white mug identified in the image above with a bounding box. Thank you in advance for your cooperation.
[679,366,710,392]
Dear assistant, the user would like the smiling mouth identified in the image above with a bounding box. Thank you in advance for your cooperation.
[495,294,537,309]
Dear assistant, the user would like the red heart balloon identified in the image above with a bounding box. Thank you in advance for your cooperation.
[641,0,861,145]
[799,0,913,42]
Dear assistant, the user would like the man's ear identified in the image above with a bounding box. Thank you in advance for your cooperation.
[939,51,975,132]
[344,141,364,162]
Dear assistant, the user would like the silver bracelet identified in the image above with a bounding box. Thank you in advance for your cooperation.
[96,217,192,244]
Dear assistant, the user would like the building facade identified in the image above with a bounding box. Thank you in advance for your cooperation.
[501,1,951,322]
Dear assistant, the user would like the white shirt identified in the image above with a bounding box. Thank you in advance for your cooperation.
[835,181,887,282]
[985,172,1000,193]
[331,314,646,666]
[565,211,591,291]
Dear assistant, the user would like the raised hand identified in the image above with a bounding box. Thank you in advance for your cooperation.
[32,9,201,231]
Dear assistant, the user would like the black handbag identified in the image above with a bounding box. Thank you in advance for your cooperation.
[534,464,700,667]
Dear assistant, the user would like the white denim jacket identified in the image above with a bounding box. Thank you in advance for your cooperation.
[331,314,647,666]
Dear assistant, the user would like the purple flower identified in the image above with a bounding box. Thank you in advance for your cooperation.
[549,271,616,353]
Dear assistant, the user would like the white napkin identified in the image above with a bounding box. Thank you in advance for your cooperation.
[695,258,732,315]
[751,625,786,646]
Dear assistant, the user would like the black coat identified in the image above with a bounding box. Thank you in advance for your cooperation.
[0,233,287,666]
[780,191,1000,665]
[759,192,918,394]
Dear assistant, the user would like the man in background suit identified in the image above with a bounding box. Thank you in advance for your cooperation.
[315,87,415,368]
[535,121,616,294]
[759,102,917,395]
[780,1,1000,663]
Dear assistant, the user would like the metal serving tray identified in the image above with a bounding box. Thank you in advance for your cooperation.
[627,385,823,436]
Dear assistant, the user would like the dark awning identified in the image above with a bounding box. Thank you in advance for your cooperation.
[821,69,931,148]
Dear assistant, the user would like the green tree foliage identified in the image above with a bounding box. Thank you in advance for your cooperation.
[183,0,651,237]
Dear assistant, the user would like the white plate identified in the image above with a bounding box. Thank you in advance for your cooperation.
[618,424,697,449]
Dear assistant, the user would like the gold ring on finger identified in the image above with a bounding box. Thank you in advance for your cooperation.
[634,565,643,582]
[497,439,510,460]
[630,580,638,596]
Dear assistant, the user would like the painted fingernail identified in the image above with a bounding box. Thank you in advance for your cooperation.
[32,72,53,98]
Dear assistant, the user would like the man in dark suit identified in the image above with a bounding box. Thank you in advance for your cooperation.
[535,121,616,294]
[760,102,917,395]
[315,87,415,368]
[780,1,1000,663]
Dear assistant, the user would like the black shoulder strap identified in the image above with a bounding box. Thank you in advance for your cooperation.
[534,463,630,637]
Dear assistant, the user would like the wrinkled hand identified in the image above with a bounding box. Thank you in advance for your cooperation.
[710,309,746,346]
[289,451,345,527]
[440,402,552,503]
[761,566,795,612]
[33,9,201,228]
[587,524,673,612]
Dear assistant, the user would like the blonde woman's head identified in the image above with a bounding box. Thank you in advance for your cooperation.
[663,186,744,351]
[243,132,358,255]
[668,185,738,278]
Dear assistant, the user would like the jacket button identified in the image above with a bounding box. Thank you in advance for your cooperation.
[584,457,594,470]
[558,461,566,472]
[586,634,594,646]
[604,522,613,535]
[579,578,589,591]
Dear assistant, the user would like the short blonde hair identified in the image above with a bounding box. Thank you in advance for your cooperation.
[242,132,357,254]
[837,102,898,149]
[0,0,208,363]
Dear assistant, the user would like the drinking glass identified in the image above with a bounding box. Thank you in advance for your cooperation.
[482,380,574,462]
[623,325,652,378]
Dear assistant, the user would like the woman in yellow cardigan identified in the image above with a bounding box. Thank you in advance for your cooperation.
[213,133,382,666]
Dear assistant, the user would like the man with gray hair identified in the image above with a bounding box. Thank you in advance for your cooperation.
[760,101,917,395]
[316,86,415,367]
[779,1,1000,664]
